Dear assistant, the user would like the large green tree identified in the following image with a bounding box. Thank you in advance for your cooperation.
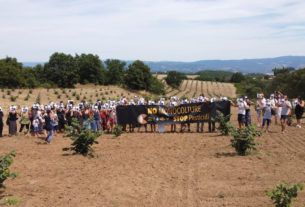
[165,71,186,88]
[104,59,126,85]
[124,60,153,90]
[0,57,25,88]
[231,72,245,83]
[44,52,79,88]
[76,54,106,85]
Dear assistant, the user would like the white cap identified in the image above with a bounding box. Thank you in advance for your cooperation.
[22,107,28,112]
[10,106,17,111]
[0,106,2,111]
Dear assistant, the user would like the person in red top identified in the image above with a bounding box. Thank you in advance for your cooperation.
[100,107,107,131]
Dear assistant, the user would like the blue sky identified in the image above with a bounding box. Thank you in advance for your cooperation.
[0,0,305,61]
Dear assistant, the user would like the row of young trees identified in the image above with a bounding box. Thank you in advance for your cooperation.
[0,53,165,94]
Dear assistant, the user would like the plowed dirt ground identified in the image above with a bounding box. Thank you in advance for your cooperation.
[1,107,305,207]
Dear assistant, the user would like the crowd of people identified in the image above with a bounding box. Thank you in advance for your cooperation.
[0,92,304,143]
[0,94,225,142]
[234,91,304,133]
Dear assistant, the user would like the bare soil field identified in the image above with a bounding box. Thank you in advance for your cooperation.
[1,106,305,207]
[154,75,236,99]
[0,84,141,112]
[155,74,199,80]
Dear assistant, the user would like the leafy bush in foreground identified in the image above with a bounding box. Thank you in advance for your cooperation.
[267,183,303,207]
[112,125,123,138]
[63,118,101,156]
[214,110,233,136]
[0,151,18,188]
[230,125,262,156]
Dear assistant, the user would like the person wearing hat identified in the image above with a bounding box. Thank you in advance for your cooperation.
[295,96,304,128]
[19,107,31,135]
[256,94,265,127]
[234,97,249,128]
[44,108,54,143]
[91,105,101,133]
[57,106,66,132]
[7,106,18,136]
[269,93,278,125]
[261,99,276,133]
[0,106,3,137]
[280,95,292,134]
[244,96,254,127]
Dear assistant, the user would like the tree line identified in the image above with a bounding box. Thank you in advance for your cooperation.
[0,53,165,95]
[232,68,305,99]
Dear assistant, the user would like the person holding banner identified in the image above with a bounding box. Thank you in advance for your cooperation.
[170,97,178,132]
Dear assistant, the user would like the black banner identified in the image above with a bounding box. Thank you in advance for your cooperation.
[117,101,230,125]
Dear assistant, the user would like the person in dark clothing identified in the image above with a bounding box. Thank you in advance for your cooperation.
[44,110,54,143]
[8,106,18,136]
[295,96,305,128]
[57,107,66,132]
[65,108,72,126]
[0,107,3,137]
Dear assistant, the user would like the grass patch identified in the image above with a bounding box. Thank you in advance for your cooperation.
[4,197,20,206]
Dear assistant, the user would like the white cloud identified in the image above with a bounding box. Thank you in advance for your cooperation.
[0,0,305,61]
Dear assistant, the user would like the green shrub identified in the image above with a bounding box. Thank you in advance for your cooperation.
[54,90,58,95]
[2,95,5,99]
[29,89,33,94]
[10,96,17,102]
[0,151,18,188]
[72,92,77,97]
[24,94,30,101]
[5,197,20,206]
[7,90,11,95]
[1,89,4,92]
[112,125,123,137]
[63,118,101,156]
[266,183,303,207]
[36,93,41,104]
[18,91,22,95]
[57,94,61,99]
[230,125,262,156]
[95,93,98,97]
[76,95,80,100]
[214,110,233,136]
[83,96,87,100]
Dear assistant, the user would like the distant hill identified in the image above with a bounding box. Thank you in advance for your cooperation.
[23,56,305,74]
[23,62,44,67]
